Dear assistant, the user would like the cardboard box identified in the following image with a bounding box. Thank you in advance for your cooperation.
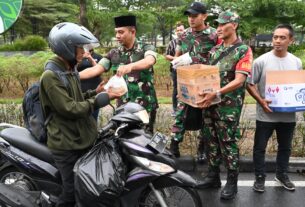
[176,64,221,108]
[265,70,305,112]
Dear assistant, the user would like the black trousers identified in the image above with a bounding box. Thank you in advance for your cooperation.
[145,109,157,134]
[51,149,88,207]
[171,70,178,111]
[253,120,296,176]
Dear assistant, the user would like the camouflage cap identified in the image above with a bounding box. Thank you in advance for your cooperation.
[215,11,240,24]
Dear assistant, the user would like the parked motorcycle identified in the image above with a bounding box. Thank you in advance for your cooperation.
[0,102,202,207]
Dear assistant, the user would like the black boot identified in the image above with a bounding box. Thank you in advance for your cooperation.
[220,170,238,200]
[197,168,221,189]
[169,139,180,158]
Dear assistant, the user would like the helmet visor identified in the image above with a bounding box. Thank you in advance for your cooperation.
[82,43,100,52]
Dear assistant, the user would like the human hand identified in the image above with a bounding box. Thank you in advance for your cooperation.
[171,52,192,69]
[107,87,125,99]
[95,80,106,94]
[196,91,217,108]
[83,51,92,59]
[116,64,133,76]
[261,99,273,113]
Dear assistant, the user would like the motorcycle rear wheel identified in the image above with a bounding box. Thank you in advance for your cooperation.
[139,186,202,207]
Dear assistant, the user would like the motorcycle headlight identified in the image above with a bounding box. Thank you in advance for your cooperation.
[133,156,175,174]
[134,110,149,124]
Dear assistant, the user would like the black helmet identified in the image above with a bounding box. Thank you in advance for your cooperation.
[48,22,100,65]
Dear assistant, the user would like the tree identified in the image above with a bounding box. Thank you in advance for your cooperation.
[1,0,78,42]
[206,0,305,40]
[79,0,89,28]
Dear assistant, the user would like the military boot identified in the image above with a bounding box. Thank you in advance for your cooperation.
[220,170,238,200]
[169,139,180,158]
[197,167,221,189]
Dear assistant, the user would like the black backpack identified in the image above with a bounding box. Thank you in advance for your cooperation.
[22,61,74,143]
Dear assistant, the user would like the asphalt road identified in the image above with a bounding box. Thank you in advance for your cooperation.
[191,172,305,207]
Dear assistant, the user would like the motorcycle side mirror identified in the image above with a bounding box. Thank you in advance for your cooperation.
[94,92,110,109]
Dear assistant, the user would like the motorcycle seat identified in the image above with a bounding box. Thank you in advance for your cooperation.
[0,127,55,165]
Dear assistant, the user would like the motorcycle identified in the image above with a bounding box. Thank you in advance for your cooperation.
[0,102,202,207]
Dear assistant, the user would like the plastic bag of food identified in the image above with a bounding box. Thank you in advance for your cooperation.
[104,75,128,95]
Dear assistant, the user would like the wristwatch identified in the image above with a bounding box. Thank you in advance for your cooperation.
[216,90,222,99]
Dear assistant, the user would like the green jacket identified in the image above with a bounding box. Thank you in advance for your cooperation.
[39,56,98,151]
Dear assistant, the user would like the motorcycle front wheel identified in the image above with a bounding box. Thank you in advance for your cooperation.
[0,167,38,191]
[139,186,202,207]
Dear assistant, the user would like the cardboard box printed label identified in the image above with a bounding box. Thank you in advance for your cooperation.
[177,64,221,108]
[265,70,305,112]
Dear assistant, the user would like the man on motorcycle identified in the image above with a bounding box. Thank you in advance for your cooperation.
[40,22,121,207]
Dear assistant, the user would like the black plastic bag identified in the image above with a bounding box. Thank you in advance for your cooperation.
[74,139,125,207]
[184,104,203,131]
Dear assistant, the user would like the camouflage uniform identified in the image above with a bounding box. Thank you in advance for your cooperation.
[171,26,218,141]
[203,40,253,171]
[99,40,158,132]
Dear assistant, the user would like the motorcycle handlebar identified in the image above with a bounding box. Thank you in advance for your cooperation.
[99,121,117,135]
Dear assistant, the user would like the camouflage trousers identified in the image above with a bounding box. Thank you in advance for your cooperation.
[202,117,241,171]
[171,101,187,141]
[171,101,205,141]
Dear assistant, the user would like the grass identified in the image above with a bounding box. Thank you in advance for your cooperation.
[0,98,23,104]
[157,95,256,105]
[0,95,256,105]
[244,95,256,104]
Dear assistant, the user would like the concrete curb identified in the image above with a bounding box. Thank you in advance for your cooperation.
[175,155,305,173]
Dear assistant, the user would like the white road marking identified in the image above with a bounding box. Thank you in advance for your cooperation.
[219,180,305,187]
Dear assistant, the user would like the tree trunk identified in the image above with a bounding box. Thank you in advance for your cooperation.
[169,22,173,41]
[162,31,166,46]
[79,0,89,28]
[300,27,304,44]
[10,26,16,42]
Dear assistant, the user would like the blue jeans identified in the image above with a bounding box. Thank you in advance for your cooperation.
[253,120,296,176]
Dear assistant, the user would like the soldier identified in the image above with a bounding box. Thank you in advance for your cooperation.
[169,1,219,158]
[196,11,253,200]
[80,15,158,133]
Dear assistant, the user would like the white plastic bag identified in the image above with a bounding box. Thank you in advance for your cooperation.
[171,52,192,69]
[104,75,128,95]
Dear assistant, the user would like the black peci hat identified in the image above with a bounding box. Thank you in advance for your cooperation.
[114,15,136,28]
[184,2,207,15]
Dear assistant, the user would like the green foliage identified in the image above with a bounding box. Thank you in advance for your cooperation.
[207,0,305,40]
[22,36,48,51]
[288,43,305,54]
[156,46,166,54]
[28,51,55,76]
[0,35,48,51]
[0,56,12,93]
[154,54,170,77]
[293,49,305,67]
[0,52,54,93]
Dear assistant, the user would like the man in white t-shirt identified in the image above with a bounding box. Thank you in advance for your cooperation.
[247,24,302,193]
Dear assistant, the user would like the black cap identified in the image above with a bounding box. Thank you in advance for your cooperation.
[184,2,207,15]
[114,15,136,28]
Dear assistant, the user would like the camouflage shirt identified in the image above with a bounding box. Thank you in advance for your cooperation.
[176,26,218,64]
[206,39,253,122]
[98,40,158,112]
